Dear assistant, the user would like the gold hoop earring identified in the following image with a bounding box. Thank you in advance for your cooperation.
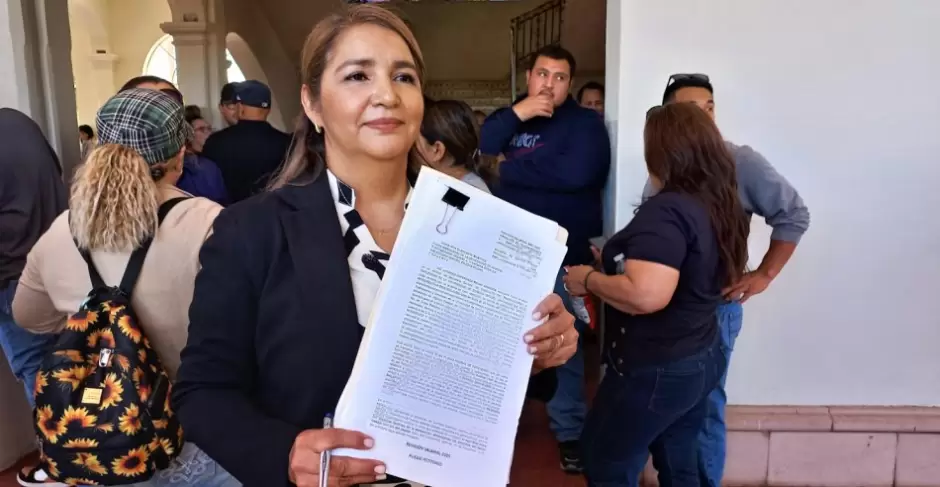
[313,122,322,134]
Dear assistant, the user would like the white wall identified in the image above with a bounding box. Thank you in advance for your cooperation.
[70,0,115,126]
[606,0,940,406]
[105,0,170,89]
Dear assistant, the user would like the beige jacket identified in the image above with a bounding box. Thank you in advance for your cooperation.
[12,185,221,379]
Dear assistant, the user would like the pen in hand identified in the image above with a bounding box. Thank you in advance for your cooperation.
[319,414,332,487]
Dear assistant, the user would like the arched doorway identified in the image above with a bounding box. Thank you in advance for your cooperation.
[142,34,246,86]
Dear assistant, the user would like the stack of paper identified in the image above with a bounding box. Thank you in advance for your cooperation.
[333,168,568,487]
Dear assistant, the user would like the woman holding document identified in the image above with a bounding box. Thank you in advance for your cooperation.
[565,103,750,486]
[172,5,578,487]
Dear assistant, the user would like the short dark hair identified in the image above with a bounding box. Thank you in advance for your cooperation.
[577,81,604,102]
[119,75,183,104]
[184,105,203,125]
[78,124,94,138]
[529,45,576,78]
[662,77,714,104]
[220,82,239,104]
[120,75,174,92]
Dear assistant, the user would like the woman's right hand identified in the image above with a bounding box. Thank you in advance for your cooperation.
[289,428,387,487]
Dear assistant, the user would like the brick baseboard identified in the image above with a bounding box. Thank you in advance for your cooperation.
[639,405,940,487]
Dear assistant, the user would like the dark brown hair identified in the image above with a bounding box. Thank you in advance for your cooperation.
[184,105,203,124]
[269,5,425,189]
[119,76,183,104]
[644,103,749,286]
[530,45,577,77]
[420,99,498,186]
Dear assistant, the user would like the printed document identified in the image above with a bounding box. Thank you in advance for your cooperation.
[333,168,568,487]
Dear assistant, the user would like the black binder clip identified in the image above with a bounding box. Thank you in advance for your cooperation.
[436,187,470,235]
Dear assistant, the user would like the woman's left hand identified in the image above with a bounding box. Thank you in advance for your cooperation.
[563,265,594,296]
[525,294,578,374]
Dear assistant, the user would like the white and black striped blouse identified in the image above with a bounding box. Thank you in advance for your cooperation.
[326,170,427,487]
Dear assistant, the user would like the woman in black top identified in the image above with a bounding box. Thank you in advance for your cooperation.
[172,6,578,487]
[565,103,749,486]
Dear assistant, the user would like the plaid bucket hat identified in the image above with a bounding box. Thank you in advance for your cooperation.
[95,88,193,166]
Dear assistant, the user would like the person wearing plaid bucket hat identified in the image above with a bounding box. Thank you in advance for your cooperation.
[95,88,194,179]
[10,88,240,487]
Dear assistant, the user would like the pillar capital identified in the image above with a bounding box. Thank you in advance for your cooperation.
[159,21,219,46]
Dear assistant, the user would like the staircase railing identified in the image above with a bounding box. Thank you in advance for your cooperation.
[509,0,565,101]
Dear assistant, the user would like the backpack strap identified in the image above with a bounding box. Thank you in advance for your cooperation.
[117,197,189,296]
[78,248,107,290]
[157,197,188,224]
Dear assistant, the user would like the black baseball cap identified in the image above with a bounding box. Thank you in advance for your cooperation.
[235,80,272,109]
[662,73,713,104]
[220,82,238,104]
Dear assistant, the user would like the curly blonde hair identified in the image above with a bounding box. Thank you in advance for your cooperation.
[69,144,159,252]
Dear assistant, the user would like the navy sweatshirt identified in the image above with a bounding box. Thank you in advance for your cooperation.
[481,96,611,266]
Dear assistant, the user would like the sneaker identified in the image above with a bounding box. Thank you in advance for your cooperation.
[559,440,584,474]
[17,465,66,487]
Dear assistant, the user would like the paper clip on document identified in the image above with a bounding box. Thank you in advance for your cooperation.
[436,187,470,235]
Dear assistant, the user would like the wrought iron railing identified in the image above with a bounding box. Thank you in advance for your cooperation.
[509,0,565,101]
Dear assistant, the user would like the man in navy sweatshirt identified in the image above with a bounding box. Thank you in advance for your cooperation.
[644,74,810,486]
[481,45,611,474]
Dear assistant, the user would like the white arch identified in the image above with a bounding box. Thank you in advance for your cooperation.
[142,34,246,88]
[142,34,178,84]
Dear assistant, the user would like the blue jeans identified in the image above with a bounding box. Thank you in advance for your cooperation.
[582,336,728,487]
[698,301,744,487]
[546,268,588,443]
[0,280,56,408]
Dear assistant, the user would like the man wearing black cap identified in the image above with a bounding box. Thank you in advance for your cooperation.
[219,82,239,127]
[644,73,810,487]
[202,80,291,203]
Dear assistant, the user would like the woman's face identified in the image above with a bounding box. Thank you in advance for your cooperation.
[303,24,423,162]
[191,118,212,153]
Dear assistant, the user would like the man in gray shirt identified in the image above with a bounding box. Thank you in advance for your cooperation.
[643,74,810,486]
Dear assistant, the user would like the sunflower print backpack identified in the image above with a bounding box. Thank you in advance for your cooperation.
[33,199,186,486]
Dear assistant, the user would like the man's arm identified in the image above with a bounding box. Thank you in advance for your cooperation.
[498,115,611,193]
[479,107,522,156]
[725,145,810,301]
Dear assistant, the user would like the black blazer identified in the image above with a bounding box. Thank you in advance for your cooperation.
[173,171,363,486]
[172,170,556,487]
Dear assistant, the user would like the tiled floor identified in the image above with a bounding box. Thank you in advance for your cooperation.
[0,338,600,487]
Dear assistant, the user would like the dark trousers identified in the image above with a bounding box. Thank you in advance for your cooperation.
[582,336,728,487]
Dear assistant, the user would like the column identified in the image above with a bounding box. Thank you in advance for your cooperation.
[0,0,80,176]
[0,0,75,466]
[0,0,42,115]
[162,0,227,128]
